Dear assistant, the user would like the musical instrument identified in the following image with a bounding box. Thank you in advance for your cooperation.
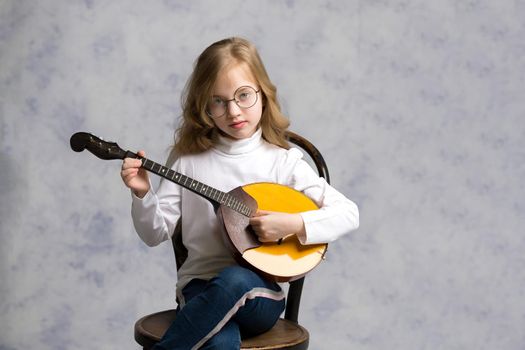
[70,132,327,281]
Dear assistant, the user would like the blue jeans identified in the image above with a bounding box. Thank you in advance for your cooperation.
[153,266,286,350]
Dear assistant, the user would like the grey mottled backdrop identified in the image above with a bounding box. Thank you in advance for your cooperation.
[1,1,524,349]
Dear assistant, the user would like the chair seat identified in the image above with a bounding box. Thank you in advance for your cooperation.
[134,309,309,350]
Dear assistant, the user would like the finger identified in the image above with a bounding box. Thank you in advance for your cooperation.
[121,167,138,177]
[137,150,146,157]
[120,164,139,175]
[122,158,140,170]
[257,234,277,243]
[249,217,261,227]
[253,209,271,217]
[249,218,261,233]
[253,229,268,241]
[121,173,136,184]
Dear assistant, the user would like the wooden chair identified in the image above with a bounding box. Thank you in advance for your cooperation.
[134,131,330,349]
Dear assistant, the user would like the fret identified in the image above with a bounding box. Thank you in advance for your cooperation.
[152,162,159,173]
[138,157,250,217]
[147,160,156,172]
[150,161,160,174]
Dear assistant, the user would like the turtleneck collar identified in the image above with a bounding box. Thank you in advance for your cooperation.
[214,128,263,155]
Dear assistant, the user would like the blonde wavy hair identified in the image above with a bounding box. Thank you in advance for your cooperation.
[169,37,290,161]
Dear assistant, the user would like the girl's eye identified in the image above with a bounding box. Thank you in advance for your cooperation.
[237,91,251,101]
[211,97,224,106]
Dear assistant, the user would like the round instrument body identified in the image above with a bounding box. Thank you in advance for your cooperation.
[219,182,328,282]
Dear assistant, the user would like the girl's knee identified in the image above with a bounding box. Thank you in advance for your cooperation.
[213,266,259,294]
[219,266,254,280]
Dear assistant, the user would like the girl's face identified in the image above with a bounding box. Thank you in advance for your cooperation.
[209,63,263,140]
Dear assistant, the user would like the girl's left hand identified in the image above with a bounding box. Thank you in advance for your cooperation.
[249,210,305,243]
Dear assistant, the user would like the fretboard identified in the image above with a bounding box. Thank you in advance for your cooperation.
[140,158,252,217]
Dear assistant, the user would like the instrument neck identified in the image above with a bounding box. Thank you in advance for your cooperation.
[137,154,252,217]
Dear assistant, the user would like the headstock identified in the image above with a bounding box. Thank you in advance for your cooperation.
[70,132,128,160]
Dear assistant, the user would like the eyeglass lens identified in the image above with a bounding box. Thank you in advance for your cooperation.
[207,86,258,118]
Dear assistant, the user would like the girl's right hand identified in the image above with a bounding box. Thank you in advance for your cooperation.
[121,150,150,198]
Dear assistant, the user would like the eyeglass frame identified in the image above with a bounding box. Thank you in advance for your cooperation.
[205,85,261,118]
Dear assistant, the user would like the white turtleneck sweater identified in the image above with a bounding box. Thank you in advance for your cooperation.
[131,128,359,294]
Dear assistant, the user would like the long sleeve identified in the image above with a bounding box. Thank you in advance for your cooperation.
[281,148,360,244]
[126,131,359,294]
[131,169,183,247]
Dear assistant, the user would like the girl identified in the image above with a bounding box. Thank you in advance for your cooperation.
[121,37,359,350]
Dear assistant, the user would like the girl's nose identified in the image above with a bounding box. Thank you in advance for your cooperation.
[226,100,241,117]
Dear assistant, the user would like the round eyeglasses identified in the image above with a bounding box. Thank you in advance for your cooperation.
[206,86,260,118]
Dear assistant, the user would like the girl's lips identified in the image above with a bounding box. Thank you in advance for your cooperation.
[229,121,247,129]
